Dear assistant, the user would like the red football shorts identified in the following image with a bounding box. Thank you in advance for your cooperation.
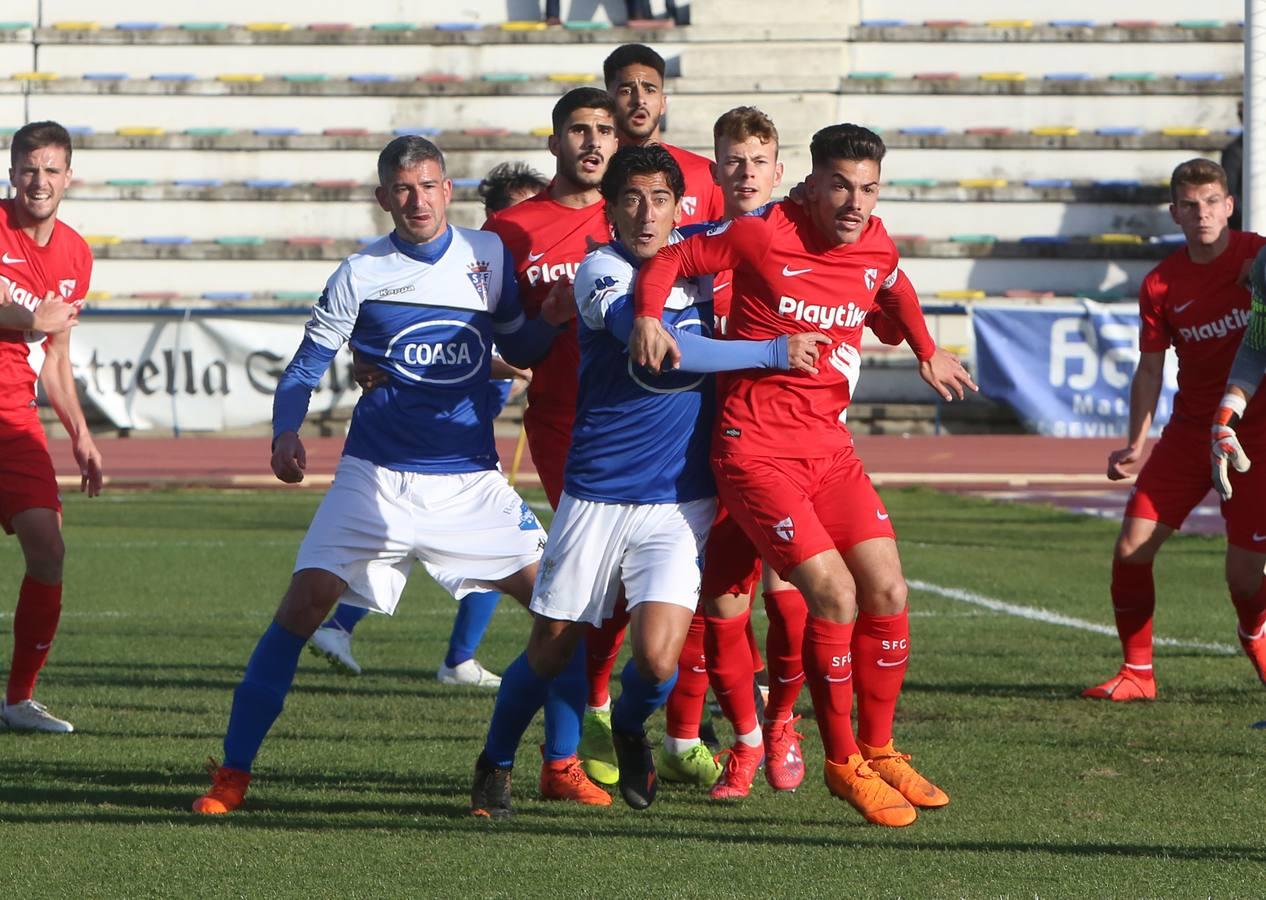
[712,445,896,579]
[1126,417,1266,552]
[0,417,60,534]
[523,407,572,512]
[701,503,761,599]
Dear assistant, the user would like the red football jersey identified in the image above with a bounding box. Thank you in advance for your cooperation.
[482,187,611,423]
[636,201,935,458]
[0,199,93,419]
[1138,229,1266,434]
[662,143,725,227]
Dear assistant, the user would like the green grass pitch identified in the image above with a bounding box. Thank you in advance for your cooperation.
[1,487,1262,898]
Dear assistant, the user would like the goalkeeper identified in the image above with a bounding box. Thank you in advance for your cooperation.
[1211,246,1266,500]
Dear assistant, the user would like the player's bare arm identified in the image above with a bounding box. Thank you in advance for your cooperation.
[40,328,102,496]
[537,275,577,327]
[1108,350,1165,480]
[0,285,78,333]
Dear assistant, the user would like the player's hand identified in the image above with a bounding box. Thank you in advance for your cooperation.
[72,432,103,497]
[539,276,576,327]
[1107,444,1143,481]
[32,291,79,335]
[786,180,807,206]
[351,349,389,392]
[785,332,831,373]
[918,347,977,401]
[271,431,307,484]
[1212,423,1251,500]
[630,316,680,374]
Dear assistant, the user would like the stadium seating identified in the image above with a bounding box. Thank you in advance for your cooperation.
[0,1,1248,328]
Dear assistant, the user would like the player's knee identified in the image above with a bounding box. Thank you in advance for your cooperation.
[633,645,678,685]
[1226,566,1264,602]
[276,570,345,637]
[861,578,907,616]
[23,536,64,584]
[1114,534,1153,564]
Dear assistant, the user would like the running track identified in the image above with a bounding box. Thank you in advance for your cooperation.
[47,434,1224,535]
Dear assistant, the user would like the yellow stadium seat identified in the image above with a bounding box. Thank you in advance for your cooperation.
[984,19,1033,27]
[1160,126,1210,136]
[1031,126,1080,136]
[116,126,167,136]
[530,126,553,137]
[935,289,987,300]
[85,235,123,246]
[217,73,266,82]
[547,73,598,83]
[501,21,547,30]
[245,22,292,31]
[958,178,1008,188]
[981,72,1027,81]
[12,72,58,80]
[52,21,99,30]
[1091,233,1144,244]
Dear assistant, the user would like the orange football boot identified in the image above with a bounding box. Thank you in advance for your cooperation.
[192,758,251,814]
[824,754,917,827]
[539,752,612,806]
[859,740,949,808]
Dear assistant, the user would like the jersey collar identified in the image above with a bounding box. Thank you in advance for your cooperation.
[390,224,453,263]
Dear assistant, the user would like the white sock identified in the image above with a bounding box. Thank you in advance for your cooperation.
[737,726,762,747]
[586,700,610,715]
[664,736,701,755]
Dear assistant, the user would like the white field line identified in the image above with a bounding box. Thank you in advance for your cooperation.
[909,578,1238,655]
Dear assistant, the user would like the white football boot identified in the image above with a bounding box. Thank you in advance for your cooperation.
[437,658,501,688]
[1,699,74,733]
[307,627,362,676]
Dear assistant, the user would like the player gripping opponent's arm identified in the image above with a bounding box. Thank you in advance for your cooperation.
[584,272,829,374]
[0,280,80,333]
[869,266,977,401]
[1211,247,1266,498]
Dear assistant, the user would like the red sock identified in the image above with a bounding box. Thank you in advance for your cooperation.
[1111,559,1155,675]
[764,589,807,724]
[665,611,708,740]
[802,615,858,764]
[585,602,631,708]
[7,575,63,705]
[744,614,764,674]
[853,609,908,748]
[704,611,758,735]
[1231,578,1266,639]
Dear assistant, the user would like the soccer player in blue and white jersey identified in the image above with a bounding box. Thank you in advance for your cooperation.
[470,144,827,816]
[192,136,573,815]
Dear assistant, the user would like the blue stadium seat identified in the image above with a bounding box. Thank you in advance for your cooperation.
[143,236,193,244]
[394,126,442,136]
[83,73,127,80]
[435,23,480,31]
[173,179,224,186]
[1044,72,1089,80]
[244,179,294,188]
[898,126,948,135]
[151,73,196,81]
[451,178,481,188]
[1176,72,1225,81]
[252,128,300,136]
[116,22,161,30]
[1095,126,1145,135]
[349,74,396,82]
[202,291,251,300]
[1024,178,1074,188]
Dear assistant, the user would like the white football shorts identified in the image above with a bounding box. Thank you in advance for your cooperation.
[529,492,716,626]
[293,454,546,615]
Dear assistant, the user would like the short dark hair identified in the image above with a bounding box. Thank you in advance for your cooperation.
[10,120,73,169]
[377,135,446,185]
[600,144,684,205]
[603,43,666,88]
[1170,157,1229,203]
[479,162,549,214]
[551,86,617,135]
[809,123,886,169]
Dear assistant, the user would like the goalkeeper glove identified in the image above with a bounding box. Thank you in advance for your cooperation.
[1212,393,1251,500]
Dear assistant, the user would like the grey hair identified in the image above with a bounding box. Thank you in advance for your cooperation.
[377,135,446,185]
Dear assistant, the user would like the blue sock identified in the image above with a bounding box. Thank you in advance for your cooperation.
[445,591,500,668]
[223,621,306,772]
[483,652,553,767]
[611,658,677,737]
[542,641,585,762]
[321,603,368,634]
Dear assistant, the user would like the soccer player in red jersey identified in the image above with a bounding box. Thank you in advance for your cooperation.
[483,87,616,511]
[603,43,724,227]
[631,124,973,826]
[0,121,100,734]
[1085,159,1266,702]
